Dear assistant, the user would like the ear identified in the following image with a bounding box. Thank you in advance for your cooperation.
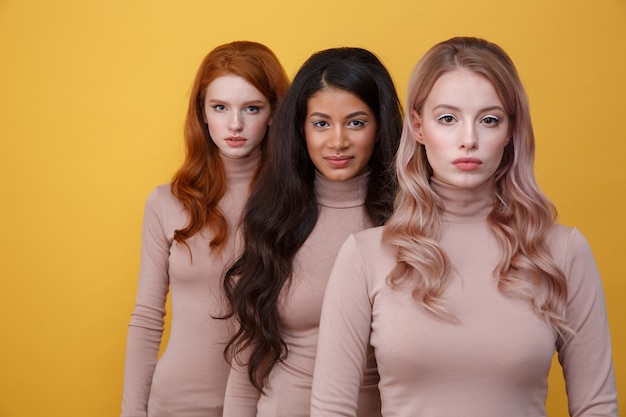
[411,107,424,144]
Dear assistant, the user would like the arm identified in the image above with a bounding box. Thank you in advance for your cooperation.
[121,189,171,417]
[558,228,618,417]
[223,348,261,417]
[311,235,374,417]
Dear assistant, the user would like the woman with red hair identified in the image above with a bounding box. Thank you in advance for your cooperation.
[121,41,289,417]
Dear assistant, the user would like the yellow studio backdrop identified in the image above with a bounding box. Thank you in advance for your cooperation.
[0,0,624,415]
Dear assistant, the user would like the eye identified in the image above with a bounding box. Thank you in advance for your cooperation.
[311,120,330,128]
[212,104,226,111]
[244,105,261,113]
[482,115,500,126]
[347,119,368,128]
[437,114,456,124]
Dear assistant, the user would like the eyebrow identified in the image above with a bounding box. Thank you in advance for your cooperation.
[433,104,505,113]
[206,98,267,106]
[308,110,371,119]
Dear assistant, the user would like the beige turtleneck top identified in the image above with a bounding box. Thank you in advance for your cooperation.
[311,178,617,417]
[223,171,382,417]
[121,154,259,417]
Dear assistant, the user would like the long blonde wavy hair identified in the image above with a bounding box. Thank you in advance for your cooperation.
[383,37,571,339]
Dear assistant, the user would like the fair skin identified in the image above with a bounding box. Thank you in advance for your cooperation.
[204,74,272,159]
[412,68,510,189]
[304,88,377,181]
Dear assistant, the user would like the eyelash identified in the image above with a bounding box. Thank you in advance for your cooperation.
[482,115,499,125]
[436,114,501,126]
[310,120,368,128]
[437,114,455,123]
[348,120,367,128]
[311,120,329,128]
[211,105,262,113]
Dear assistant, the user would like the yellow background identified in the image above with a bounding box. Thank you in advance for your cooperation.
[1,0,624,415]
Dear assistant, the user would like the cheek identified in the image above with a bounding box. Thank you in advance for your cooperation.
[304,131,322,160]
[486,139,509,169]
[204,117,219,138]
[416,122,439,146]
[361,137,376,163]
[359,127,377,154]
[496,135,510,156]
[250,121,268,139]
[303,128,315,150]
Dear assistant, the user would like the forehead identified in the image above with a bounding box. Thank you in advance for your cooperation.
[307,88,370,111]
[205,74,267,100]
[424,68,503,109]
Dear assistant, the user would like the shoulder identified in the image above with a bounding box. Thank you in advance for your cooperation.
[333,226,396,290]
[145,183,182,210]
[547,224,600,291]
[547,224,593,261]
[142,184,186,229]
[352,225,385,247]
[349,225,396,263]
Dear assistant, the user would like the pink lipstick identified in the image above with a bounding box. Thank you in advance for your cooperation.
[225,136,247,148]
[325,156,353,168]
[453,157,482,171]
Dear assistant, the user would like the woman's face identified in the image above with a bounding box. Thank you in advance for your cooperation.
[203,74,272,159]
[411,68,510,189]
[304,88,377,181]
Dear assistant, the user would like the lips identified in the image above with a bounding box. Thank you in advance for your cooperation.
[453,157,482,171]
[225,136,247,148]
[324,155,353,168]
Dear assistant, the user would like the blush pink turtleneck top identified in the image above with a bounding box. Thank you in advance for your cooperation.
[311,178,617,417]
[223,171,382,417]
[121,154,259,417]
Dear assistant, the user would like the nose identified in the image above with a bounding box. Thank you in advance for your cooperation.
[460,124,478,150]
[328,126,349,150]
[229,111,243,132]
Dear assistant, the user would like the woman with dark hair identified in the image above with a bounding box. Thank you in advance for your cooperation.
[121,41,289,417]
[222,47,403,416]
[311,37,617,416]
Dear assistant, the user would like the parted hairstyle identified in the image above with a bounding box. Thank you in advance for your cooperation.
[171,41,289,250]
[223,47,403,392]
[383,36,571,338]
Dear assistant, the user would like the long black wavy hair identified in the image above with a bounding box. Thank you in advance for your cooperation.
[222,47,403,393]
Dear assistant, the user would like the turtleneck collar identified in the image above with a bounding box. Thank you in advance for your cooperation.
[314,170,369,209]
[430,177,495,224]
[220,152,261,185]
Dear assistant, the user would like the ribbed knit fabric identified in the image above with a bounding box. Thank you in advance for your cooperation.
[224,171,382,417]
[311,178,617,417]
[121,154,259,417]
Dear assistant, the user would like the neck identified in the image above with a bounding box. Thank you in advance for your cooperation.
[430,177,495,223]
[314,170,369,209]
[220,152,261,184]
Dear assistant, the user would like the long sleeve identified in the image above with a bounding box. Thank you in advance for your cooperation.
[311,234,373,417]
[557,228,618,416]
[232,172,379,417]
[121,189,170,417]
[313,180,619,417]
[121,155,259,417]
[223,349,261,417]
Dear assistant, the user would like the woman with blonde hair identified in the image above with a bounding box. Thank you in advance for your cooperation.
[311,36,617,416]
[121,41,289,417]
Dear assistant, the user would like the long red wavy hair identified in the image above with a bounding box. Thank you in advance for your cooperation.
[171,41,289,251]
